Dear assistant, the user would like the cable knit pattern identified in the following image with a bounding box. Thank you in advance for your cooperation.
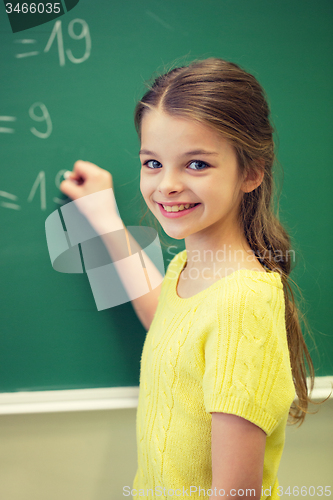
[133,250,295,499]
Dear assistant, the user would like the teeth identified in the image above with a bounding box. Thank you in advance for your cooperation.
[163,203,196,212]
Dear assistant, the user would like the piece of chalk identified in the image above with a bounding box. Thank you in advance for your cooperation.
[63,171,81,185]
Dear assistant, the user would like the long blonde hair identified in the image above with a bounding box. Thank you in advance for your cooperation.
[134,57,328,426]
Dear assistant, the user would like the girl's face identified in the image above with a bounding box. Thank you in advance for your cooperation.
[139,108,248,241]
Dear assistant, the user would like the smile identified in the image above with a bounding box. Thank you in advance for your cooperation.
[157,202,200,218]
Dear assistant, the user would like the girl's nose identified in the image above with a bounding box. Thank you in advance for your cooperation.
[157,169,183,196]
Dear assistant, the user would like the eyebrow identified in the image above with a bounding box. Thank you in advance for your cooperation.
[139,149,218,156]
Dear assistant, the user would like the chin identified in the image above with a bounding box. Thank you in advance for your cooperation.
[161,228,184,240]
[161,225,193,240]
[166,233,185,241]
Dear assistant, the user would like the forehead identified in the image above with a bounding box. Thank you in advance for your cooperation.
[140,109,226,150]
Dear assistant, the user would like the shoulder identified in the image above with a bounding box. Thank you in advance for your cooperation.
[203,274,295,434]
[222,269,284,310]
[210,272,287,354]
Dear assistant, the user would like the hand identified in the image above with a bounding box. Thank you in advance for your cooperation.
[60,160,120,227]
[60,160,113,200]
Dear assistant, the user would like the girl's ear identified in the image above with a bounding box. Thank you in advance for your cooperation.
[240,159,265,193]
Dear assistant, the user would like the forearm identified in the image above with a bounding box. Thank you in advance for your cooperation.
[93,213,163,331]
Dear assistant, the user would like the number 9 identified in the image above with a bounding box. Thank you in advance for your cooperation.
[66,19,91,64]
[29,102,53,139]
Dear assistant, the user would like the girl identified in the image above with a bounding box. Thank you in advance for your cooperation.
[60,58,319,499]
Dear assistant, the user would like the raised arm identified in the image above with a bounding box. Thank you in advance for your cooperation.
[97,218,163,331]
[60,160,163,331]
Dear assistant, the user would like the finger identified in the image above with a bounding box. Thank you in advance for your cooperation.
[63,171,80,183]
[72,160,100,179]
[73,160,113,189]
[59,179,84,200]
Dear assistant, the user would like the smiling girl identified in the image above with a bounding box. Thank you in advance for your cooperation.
[60,58,318,499]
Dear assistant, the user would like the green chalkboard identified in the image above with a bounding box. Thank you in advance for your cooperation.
[1,0,332,393]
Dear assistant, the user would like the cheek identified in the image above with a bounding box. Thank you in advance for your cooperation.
[204,185,233,213]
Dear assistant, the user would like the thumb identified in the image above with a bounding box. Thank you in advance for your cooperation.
[59,174,84,200]
[72,160,102,180]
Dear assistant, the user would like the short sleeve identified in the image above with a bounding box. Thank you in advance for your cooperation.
[202,277,295,436]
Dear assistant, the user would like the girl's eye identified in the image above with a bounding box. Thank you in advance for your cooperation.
[143,159,209,170]
[144,160,162,169]
[188,160,209,170]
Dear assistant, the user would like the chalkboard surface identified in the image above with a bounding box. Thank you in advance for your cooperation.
[1,0,332,393]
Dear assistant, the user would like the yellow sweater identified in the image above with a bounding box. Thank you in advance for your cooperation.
[133,250,295,499]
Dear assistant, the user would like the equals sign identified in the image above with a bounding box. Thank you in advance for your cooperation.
[0,191,21,210]
[0,116,16,134]
[14,39,39,59]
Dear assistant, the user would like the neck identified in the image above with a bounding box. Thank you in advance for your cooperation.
[182,228,259,278]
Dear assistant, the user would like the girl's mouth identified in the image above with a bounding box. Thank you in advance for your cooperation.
[157,203,200,218]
